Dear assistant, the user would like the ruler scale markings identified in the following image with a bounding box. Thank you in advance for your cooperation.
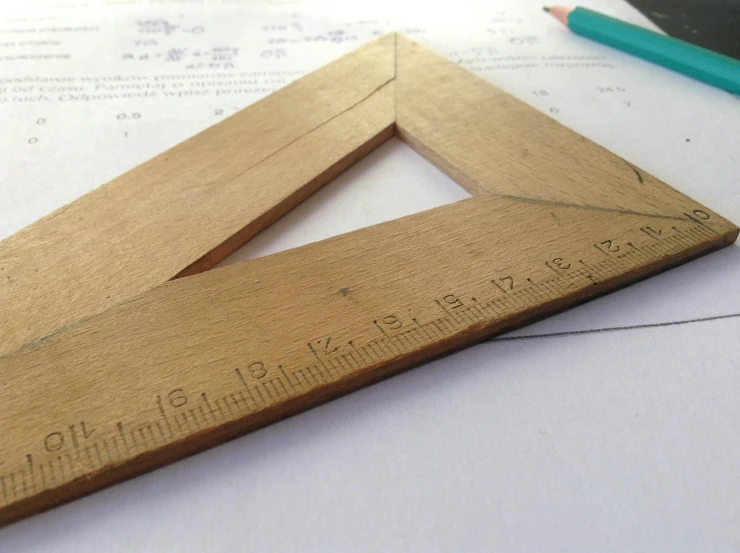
[681,227,702,246]
[157,396,175,439]
[310,364,326,383]
[64,454,77,480]
[597,255,623,277]
[392,329,418,352]
[472,298,495,317]
[434,300,465,326]
[382,335,401,356]
[577,267,596,286]
[404,325,425,346]
[201,394,217,423]
[173,414,184,434]
[410,324,429,344]
[378,336,402,356]
[129,431,140,453]
[178,412,191,434]
[293,369,309,387]
[663,234,682,252]
[465,304,486,322]
[192,408,205,430]
[327,357,344,377]
[218,396,233,418]
[276,377,290,397]
[280,367,297,393]
[361,343,382,364]
[146,425,159,446]
[576,262,598,284]
[545,277,568,296]
[394,330,415,350]
[307,366,322,385]
[268,378,285,399]
[37,465,46,494]
[253,385,267,406]
[687,227,706,242]
[365,340,386,360]
[25,456,36,495]
[496,295,515,312]
[344,352,362,371]
[348,342,368,366]
[337,353,356,372]
[19,470,27,496]
[47,458,58,487]
[382,336,401,358]
[100,438,114,463]
[695,224,717,239]
[670,227,691,247]
[455,303,476,324]
[671,232,694,250]
[228,393,242,413]
[521,286,543,305]
[684,212,718,235]
[622,244,648,266]
[56,456,66,483]
[279,377,291,396]
[491,279,509,295]
[483,297,506,316]
[399,328,420,348]
[307,344,335,377]
[413,318,435,341]
[429,318,450,339]
[8,474,16,502]
[640,227,662,241]
[231,393,246,413]
[428,318,448,336]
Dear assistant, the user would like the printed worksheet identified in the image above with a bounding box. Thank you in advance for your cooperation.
[1,1,739,551]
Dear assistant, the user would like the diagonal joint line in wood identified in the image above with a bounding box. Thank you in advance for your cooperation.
[0,32,737,526]
[218,77,397,192]
[479,193,692,221]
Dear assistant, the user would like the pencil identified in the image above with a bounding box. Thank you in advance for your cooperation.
[544,6,740,94]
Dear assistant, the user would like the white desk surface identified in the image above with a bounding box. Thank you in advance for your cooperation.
[1,0,739,550]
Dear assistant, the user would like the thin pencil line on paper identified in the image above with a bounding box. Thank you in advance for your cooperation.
[489,312,740,342]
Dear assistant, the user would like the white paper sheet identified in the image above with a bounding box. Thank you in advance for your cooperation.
[1,1,739,550]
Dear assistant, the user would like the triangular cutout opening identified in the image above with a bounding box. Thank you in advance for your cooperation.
[215,137,471,266]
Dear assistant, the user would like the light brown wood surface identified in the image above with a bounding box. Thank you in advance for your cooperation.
[0,33,736,526]
[0,34,395,358]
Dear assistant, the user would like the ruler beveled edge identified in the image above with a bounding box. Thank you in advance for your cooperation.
[0,196,735,528]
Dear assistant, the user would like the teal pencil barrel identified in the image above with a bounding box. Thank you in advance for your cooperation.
[567,7,740,94]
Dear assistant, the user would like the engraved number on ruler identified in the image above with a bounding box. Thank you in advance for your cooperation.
[0,216,720,508]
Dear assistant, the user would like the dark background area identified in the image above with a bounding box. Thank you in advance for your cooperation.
[628,0,740,59]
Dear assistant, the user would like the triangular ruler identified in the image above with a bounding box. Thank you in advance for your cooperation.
[0,33,736,526]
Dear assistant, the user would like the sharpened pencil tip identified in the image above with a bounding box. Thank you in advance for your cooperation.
[543,6,551,12]
[544,6,572,25]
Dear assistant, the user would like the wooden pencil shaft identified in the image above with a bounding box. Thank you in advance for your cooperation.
[565,6,740,93]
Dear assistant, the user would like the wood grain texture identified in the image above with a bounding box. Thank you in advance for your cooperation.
[0,32,736,526]
[0,34,395,358]
[395,35,722,222]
